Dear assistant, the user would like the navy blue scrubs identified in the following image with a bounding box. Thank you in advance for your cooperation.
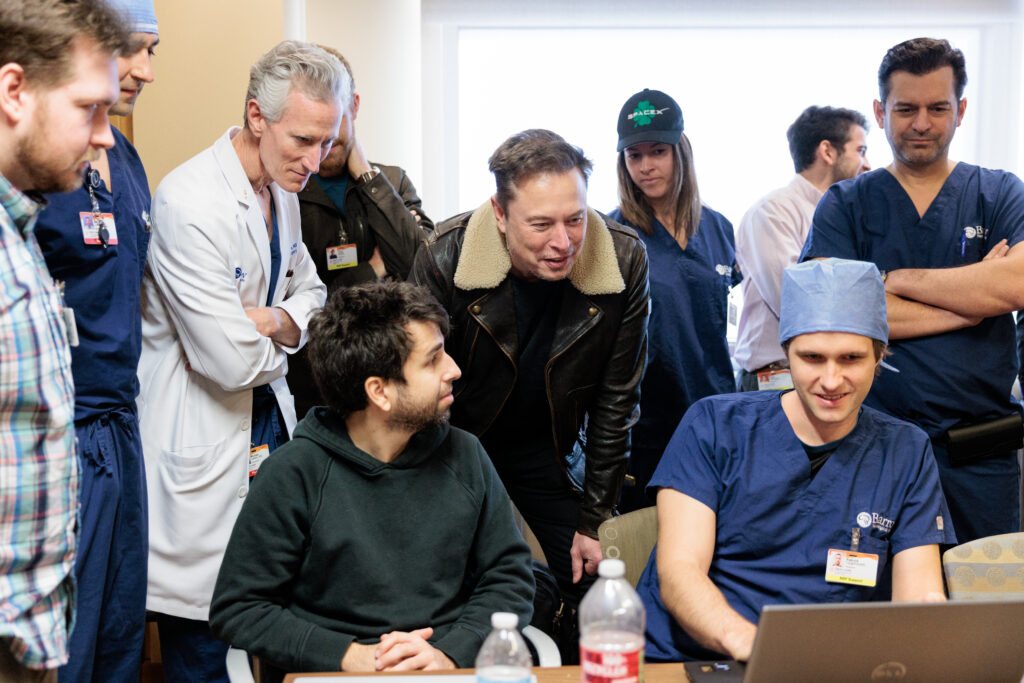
[636,392,955,661]
[608,207,741,512]
[802,163,1024,543]
[36,128,151,683]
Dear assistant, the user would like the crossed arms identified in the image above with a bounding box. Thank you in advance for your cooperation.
[882,239,1024,339]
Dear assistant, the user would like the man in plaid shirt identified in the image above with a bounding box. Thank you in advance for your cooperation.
[0,1,128,680]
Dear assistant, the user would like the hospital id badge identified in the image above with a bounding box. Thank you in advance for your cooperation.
[825,548,878,586]
[757,368,792,391]
[79,212,118,245]
[248,444,271,479]
[326,244,357,270]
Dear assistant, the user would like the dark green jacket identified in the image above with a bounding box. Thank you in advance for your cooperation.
[210,409,534,674]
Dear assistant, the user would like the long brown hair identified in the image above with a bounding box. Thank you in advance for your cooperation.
[616,132,701,241]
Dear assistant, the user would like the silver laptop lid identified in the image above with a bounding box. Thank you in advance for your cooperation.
[743,600,1024,683]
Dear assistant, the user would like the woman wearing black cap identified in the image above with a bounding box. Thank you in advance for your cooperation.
[609,88,741,513]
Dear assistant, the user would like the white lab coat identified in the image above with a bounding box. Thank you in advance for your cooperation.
[138,128,327,620]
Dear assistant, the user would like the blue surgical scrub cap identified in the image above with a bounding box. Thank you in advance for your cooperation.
[106,0,158,35]
[779,258,888,345]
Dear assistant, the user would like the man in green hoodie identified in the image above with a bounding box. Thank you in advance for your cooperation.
[210,280,534,680]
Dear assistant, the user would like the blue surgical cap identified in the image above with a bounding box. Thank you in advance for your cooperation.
[779,258,888,345]
[106,0,158,35]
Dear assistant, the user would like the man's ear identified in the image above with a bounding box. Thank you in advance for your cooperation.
[246,98,265,137]
[351,91,360,120]
[491,195,507,236]
[873,99,885,130]
[956,97,966,128]
[0,63,30,125]
[817,139,837,167]
[364,376,391,412]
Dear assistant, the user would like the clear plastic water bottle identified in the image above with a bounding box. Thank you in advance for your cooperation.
[579,558,646,683]
[476,612,532,683]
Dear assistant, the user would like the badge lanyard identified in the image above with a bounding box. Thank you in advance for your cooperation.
[85,168,111,248]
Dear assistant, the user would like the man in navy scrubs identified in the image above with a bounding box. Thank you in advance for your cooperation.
[803,37,1024,544]
[637,258,954,663]
[34,1,158,680]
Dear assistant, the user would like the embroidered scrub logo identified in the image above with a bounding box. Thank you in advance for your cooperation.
[715,264,732,277]
[870,513,894,533]
[963,225,987,240]
[856,512,872,528]
[628,101,670,128]
[234,267,246,282]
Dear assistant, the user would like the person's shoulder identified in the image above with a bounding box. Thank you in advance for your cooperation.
[598,209,642,241]
[250,433,331,493]
[969,163,1024,197]
[857,404,931,445]
[153,141,219,202]
[110,127,145,169]
[432,210,473,242]
[683,391,774,426]
[435,425,487,468]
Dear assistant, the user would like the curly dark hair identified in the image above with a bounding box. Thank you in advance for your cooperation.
[307,281,449,419]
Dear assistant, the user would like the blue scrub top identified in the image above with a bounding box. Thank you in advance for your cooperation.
[801,164,1024,438]
[636,391,955,661]
[608,207,741,454]
[36,128,151,423]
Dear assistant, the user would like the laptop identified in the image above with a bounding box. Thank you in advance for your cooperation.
[684,599,1024,683]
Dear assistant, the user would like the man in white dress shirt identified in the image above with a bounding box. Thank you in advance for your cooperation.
[734,106,870,391]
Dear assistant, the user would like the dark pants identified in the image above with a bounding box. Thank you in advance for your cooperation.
[155,615,229,683]
[58,407,147,683]
[489,446,598,611]
[932,440,1021,545]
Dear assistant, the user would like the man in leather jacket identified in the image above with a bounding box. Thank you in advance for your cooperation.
[410,129,650,611]
[292,45,432,419]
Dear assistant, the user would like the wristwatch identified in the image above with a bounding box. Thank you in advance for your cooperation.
[357,166,380,185]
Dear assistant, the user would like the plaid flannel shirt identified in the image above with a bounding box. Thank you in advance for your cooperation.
[0,174,78,670]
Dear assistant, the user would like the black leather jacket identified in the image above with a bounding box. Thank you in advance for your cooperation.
[410,202,650,537]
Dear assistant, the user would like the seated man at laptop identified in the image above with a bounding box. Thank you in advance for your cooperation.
[210,281,534,680]
[637,258,956,663]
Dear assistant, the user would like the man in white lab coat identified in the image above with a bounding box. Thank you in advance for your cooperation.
[137,40,339,682]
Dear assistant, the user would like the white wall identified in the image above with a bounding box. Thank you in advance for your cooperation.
[305,0,424,189]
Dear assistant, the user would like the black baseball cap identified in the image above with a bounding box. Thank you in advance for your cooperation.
[616,88,684,152]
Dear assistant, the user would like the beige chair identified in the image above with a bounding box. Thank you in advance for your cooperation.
[598,507,659,588]
[942,531,1024,600]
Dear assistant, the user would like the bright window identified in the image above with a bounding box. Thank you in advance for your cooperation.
[458,26,981,224]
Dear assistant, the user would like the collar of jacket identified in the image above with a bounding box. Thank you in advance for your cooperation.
[453,201,626,295]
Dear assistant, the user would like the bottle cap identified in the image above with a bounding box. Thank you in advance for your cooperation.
[598,559,626,578]
[490,612,518,629]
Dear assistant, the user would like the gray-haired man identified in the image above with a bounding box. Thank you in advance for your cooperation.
[137,40,336,680]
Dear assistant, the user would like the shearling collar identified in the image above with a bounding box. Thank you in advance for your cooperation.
[453,201,626,296]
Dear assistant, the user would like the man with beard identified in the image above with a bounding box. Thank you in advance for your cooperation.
[803,37,1024,544]
[0,1,126,680]
[33,2,159,679]
[734,105,870,391]
[210,281,533,682]
[291,44,432,419]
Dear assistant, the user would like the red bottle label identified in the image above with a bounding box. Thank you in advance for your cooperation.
[579,645,644,683]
